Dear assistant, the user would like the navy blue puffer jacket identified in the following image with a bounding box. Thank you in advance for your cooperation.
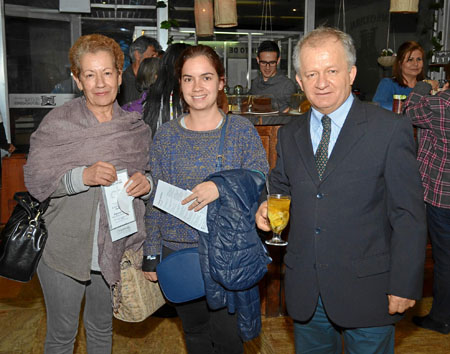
[199,169,272,341]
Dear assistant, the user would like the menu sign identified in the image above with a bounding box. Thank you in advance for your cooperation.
[9,94,76,108]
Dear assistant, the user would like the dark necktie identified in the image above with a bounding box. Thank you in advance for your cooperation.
[315,115,331,180]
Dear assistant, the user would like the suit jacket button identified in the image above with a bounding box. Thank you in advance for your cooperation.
[316,193,323,199]
[315,227,321,234]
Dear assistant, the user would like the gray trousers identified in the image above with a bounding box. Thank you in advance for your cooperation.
[37,260,113,354]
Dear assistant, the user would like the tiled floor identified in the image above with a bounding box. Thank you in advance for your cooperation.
[0,276,449,353]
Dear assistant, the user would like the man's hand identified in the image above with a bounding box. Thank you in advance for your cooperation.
[255,201,271,231]
[83,161,117,186]
[388,294,416,314]
[143,271,158,282]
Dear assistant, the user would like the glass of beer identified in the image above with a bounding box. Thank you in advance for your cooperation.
[265,194,291,246]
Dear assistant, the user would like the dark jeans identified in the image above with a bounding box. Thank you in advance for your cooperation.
[426,203,450,323]
[162,247,242,354]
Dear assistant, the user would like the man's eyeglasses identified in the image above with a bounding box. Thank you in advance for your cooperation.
[259,60,277,67]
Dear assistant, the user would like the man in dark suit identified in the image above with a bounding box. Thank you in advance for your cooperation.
[256,27,427,353]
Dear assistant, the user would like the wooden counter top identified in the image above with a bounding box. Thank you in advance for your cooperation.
[241,112,306,126]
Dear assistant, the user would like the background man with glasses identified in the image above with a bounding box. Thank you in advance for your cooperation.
[249,40,297,113]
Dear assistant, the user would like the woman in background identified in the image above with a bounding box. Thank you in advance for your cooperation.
[121,56,160,114]
[373,41,425,110]
[404,63,450,335]
[24,34,152,353]
[142,45,268,354]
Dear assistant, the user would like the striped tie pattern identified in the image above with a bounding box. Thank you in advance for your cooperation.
[315,115,331,180]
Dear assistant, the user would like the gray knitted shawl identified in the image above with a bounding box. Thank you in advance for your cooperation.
[24,96,151,286]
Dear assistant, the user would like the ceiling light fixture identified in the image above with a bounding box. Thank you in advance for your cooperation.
[215,0,238,28]
[180,29,264,36]
[390,0,419,13]
[194,0,214,37]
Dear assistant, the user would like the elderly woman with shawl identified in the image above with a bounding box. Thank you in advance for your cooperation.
[23,34,152,353]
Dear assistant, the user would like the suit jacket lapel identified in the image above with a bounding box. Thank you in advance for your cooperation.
[294,111,321,184]
[321,99,368,182]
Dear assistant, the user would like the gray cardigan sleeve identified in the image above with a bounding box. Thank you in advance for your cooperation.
[52,167,153,199]
[51,166,90,197]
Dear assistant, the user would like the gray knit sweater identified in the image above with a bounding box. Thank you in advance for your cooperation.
[249,72,297,112]
[144,113,269,256]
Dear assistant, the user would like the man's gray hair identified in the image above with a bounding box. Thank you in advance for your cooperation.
[129,36,161,63]
[293,27,356,75]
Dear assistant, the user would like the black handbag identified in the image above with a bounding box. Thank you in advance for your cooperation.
[0,192,50,282]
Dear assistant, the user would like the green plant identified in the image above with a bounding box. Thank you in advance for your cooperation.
[156,1,179,45]
[160,19,180,30]
[431,31,443,53]
[380,48,395,56]
[156,1,167,9]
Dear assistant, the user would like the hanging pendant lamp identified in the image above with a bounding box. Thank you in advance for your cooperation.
[389,0,419,13]
[214,0,238,28]
[194,0,214,37]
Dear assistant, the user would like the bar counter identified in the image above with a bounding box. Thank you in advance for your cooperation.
[237,112,306,316]
[242,112,305,126]
[243,112,306,172]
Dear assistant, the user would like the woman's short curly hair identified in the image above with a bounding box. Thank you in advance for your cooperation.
[69,34,124,79]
